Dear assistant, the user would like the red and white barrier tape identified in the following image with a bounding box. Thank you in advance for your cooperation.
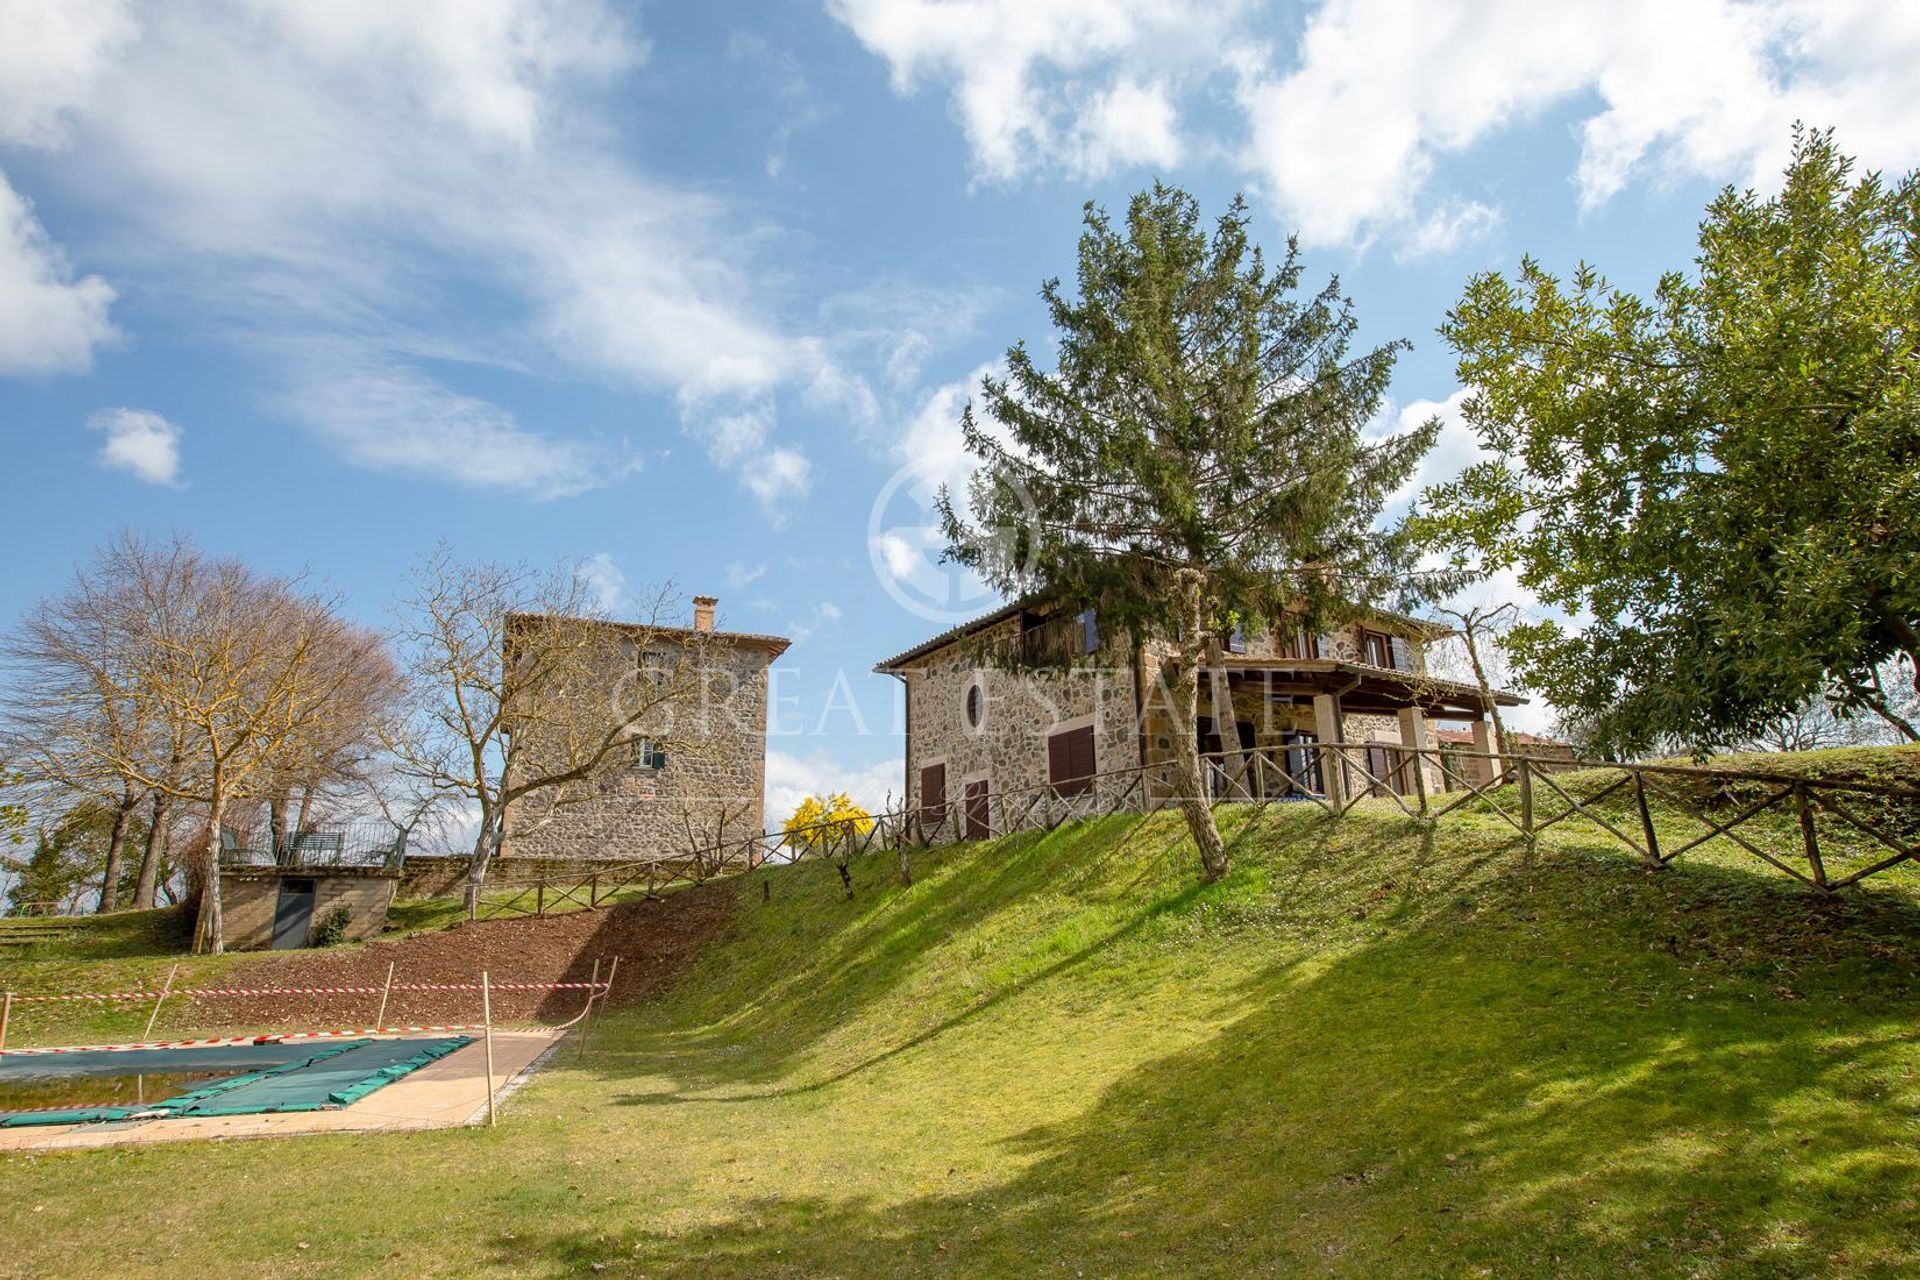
[8,980,609,1004]
[0,1034,277,1055]
[0,1023,511,1056]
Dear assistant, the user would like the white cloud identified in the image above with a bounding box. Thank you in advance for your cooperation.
[86,406,182,486]
[725,561,767,588]
[1236,0,1920,249]
[1374,387,1481,510]
[277,349,625,499]
[1072,77,1182,176]
[827,0,1242,181]
[830,1,1920,253]
[0,0,137,149]
[5,1,820,499]
[742,446,814,508]
[0,172,116,375]
[764,749,904,828]
[1396,200,1501,262]
[787,600,845,643]
[574,551,627,615]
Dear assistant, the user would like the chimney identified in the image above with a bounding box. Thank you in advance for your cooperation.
[693,595,718,633]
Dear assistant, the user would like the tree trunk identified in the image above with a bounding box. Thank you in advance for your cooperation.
[134,790,170,910]
[1462,624,1511,764]
[97,788,138,913]
[293,784,318,836]
[194,792,227,955]
[1855,664,1920,742]
[1166,651,1229,882]
[1858,688,1920,742]
[269,795,289,862]
[465,810,502,916]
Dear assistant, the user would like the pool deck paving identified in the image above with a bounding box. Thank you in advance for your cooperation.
[0,1028,563,1151]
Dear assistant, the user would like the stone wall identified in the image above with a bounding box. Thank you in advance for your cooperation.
[398,853,657,899]
[505,635,775,863]
[903,617,1143,837]
[899,616,1444,823]
[219,869,398,951]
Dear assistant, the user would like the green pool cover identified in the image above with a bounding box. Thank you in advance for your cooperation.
[0,1036,473,1128]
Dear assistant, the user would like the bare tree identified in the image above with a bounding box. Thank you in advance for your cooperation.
[1427,600,1522,761]
[0,533,198,911]
[385,548,724,912]
[1743,658,1920,753]
[261,623,403,851]
[92,552,377,952]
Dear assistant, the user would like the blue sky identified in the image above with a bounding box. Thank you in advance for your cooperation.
[3,0,1917,818]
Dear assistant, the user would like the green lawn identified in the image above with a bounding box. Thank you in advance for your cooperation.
[5,760,1920,1278]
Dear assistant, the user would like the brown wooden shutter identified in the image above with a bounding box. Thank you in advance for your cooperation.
[920,763,947,825]
[1049,725,1096,796]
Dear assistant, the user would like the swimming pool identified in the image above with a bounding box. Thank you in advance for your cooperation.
[0,1037,472,1128]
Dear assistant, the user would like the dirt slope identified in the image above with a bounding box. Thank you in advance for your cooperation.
[217,883,738,1029]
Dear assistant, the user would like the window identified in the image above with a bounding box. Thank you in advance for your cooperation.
[1280,730,1322,795]
[1361,630,1393,668]
[1225,621,1248,654]
[1278,625,1316,660]
[1077,608,1101,655]
[1364,744,1408,796]
[919,763,948,825]
[965,682,985,728]
[630,738,666,770]
[1047,724,1097,796]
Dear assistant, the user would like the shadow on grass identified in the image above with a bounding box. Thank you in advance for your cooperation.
[502,835,1920,1278]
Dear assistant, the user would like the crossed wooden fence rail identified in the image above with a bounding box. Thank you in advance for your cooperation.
[470,741,1920,919]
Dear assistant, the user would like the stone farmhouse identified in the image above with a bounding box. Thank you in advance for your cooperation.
[503,596,790,863]
[875,600,1523,838]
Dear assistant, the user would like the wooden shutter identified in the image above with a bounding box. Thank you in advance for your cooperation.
[1388,634,1412,671]
[1316,633,1335,658]
[1048,725,1096,796]
[920,763,947,825]
[1364,745,1408,795]
[965,781,990,839]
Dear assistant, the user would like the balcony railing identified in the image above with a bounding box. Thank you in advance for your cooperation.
[217,821,409,870]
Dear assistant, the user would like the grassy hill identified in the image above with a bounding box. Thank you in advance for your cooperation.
[6,752,1920,1278]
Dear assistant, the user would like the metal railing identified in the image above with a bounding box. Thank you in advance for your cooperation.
[217,822,409,871]
[465,741,1920,918]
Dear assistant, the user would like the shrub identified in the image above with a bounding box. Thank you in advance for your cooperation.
[310,905,353,948]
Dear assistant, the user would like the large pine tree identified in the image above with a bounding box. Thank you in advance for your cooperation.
[940,185,1443,879]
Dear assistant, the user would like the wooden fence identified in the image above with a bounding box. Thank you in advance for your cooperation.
[470,741,1920,919]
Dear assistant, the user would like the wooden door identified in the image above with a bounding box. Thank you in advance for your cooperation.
[919,762,948,834]
[270,877,316,950]
[964,780,990,840]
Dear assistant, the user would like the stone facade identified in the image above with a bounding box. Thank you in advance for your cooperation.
[893,615,1143,836]
[219,868,398,950]
[504,613,788,863]
[880,607,1485,830]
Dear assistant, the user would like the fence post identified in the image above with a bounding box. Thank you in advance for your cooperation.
[1409,745,1429,817]
[374,960,396,1031]
[481,970,497,1129]
[1632,772,1662,868]
[1,990,11,1056]
[142,961,179,1041]
[1795,783,1828,890]
[1518,756,1534,841]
